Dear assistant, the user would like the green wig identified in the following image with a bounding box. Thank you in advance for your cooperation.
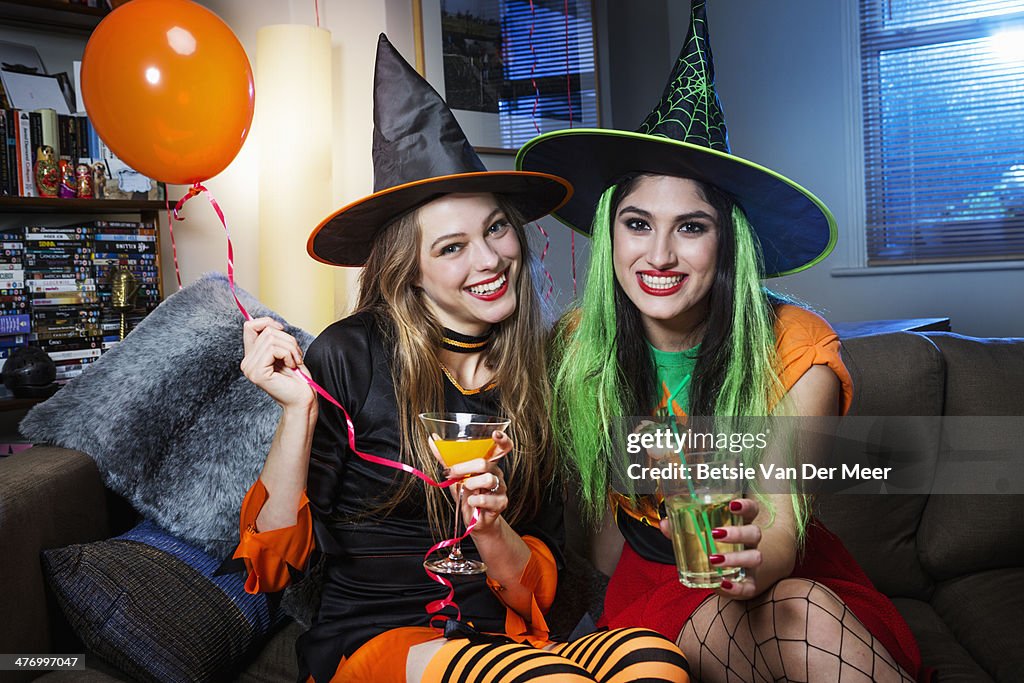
[551,182,812,542]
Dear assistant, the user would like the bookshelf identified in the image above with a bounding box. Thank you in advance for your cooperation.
[0,4,168,417]
[0,1,108,35]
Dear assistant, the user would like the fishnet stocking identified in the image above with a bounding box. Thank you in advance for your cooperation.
[677,578,915,682]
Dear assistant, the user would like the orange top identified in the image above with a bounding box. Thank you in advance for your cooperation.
[773,304,854,416]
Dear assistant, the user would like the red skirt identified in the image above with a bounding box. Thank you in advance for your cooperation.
[599,521,929,681]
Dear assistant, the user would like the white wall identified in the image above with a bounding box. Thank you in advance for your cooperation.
[702,0,1024,337]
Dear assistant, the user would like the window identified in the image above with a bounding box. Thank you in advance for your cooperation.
[860,0,1024,265]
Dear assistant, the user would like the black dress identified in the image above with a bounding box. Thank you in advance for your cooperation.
[296,310,564,682]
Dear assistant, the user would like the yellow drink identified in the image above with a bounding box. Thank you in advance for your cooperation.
[665,493,745,588]
[434,438,496,467]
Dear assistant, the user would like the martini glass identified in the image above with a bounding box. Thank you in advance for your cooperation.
[419,412,510,575]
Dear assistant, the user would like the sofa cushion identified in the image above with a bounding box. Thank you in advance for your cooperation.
[0,447,113,675]
[890,598,993,682]
[930,568,1024,683]
[235,621,303,683]
[841,332,945,417]
[816,333,943,599]
[42,520,286,683]
[917,334,1024,579]
[924,333,1024,416]
[19,273,313,560]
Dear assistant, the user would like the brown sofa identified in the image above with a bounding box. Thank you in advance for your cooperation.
[1,330,1021,682]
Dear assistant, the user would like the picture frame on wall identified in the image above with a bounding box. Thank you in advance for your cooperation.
[413,0,600,155]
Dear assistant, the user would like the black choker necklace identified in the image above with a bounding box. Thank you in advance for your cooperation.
[441,327,493,353]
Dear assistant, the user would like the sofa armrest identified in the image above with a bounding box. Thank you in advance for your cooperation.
[0,447,113,666]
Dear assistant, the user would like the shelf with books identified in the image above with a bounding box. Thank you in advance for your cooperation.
[0,196,167,214]
[0,1,109,35]
[0,217,164,392]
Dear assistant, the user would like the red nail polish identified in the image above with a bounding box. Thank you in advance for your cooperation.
[729,501,742,512]
[708,554,725,565]
[711,528,727,539]
[720,579,733,590]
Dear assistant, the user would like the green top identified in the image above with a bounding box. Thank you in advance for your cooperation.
[649,343,699,416]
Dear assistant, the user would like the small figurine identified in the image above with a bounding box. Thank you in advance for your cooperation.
[34,146,59,198]
[93,161,108,200]
[58,159,77,199]
[75,163,94,199]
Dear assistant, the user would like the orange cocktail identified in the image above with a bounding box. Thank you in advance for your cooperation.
[434,438,497,467]
[419,412,510,575]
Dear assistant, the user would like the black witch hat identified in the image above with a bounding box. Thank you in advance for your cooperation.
[309,34,572,267]
[515,1,835,277]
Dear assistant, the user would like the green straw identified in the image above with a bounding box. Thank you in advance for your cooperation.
[658,375,721,566]
[659,372,726,576]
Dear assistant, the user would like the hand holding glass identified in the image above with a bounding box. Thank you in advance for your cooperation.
[419,412,510,575]
[658,450,746,588]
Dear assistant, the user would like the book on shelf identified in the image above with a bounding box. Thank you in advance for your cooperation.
[0,222,161,392]
[0,313,29,335]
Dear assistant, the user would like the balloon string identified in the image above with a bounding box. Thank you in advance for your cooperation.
[534,222,555,302]
[564,0,573,128]
[164,196,183,291]
[175,182,472,623]
[528,0,540,134]
[564,0,577,298]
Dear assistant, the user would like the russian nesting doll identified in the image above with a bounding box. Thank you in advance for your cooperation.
[34,146,59,198]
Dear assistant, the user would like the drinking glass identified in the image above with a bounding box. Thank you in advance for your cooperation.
[419,412,510,575]
[658,450,746,588]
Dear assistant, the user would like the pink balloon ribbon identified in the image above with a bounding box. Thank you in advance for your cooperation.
[174,183,477,623]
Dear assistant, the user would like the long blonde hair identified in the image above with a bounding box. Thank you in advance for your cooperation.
[354,195,554,536]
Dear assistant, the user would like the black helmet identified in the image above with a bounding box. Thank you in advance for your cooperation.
[2,346,59,399]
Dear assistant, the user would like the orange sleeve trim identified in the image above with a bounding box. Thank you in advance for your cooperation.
[232,479,315,594]
[775,305,855,416]
[485,535,558,647]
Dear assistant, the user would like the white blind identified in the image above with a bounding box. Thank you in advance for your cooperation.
[860,0,1024,265]
[497,0,599,148]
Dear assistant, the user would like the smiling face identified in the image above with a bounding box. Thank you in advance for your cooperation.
[612,175,721,349]
[415,192,521,335]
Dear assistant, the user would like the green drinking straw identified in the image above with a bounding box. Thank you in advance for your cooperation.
[660,375,722,572]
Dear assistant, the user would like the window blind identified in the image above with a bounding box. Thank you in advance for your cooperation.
[860,0,1024,265]
[497,0,598,148]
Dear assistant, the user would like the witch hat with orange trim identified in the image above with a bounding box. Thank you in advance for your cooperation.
[309,34,572,267]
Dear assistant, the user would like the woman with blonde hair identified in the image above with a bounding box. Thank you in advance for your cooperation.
[233,34,690,683]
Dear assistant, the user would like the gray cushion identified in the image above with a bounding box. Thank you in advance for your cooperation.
[19,273,314,559]
[930,569,1024,682]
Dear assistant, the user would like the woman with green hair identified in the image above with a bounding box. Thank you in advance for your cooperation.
[518,3,927,682]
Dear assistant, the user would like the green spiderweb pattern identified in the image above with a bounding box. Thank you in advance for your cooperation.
[638,0,729,151]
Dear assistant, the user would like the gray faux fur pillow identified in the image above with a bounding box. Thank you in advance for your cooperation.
[20,273,314,560]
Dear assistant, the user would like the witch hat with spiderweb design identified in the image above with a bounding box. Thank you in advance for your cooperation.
[516,0,836,277]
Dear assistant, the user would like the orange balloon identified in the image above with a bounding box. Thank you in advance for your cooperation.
[82,0,254,185]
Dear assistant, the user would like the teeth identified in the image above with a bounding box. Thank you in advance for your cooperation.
[469,273,506,295]
[639,273,684,289]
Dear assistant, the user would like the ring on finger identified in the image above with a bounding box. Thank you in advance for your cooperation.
[489,476,500,493]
